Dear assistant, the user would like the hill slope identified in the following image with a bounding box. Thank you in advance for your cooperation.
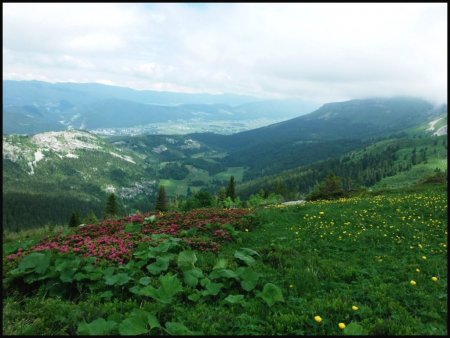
[193,97,441,179]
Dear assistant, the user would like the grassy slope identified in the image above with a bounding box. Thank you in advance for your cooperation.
[3,183,447,335]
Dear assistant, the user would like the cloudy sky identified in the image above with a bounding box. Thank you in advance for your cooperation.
[3,3,447,104]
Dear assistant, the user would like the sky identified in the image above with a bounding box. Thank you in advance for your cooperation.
[3,3,447,104]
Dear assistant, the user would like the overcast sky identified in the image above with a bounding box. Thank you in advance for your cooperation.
[3,3,447,104]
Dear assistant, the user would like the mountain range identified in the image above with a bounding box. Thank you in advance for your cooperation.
[2,88,447,231]
[3,80,319,135]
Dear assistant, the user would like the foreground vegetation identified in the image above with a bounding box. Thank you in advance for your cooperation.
[3,183,447,335]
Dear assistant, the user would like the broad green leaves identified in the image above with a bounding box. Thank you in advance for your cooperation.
[213,258,228,270]
[201,278,224,296]
[119,317,148,335]
[104,273,131,286]
[209,268,238,280]
[234,248,259,266]
[259,283,284,307]
[236,267,260,291]
[77,318,118,335]
[177,250,197,270]
[146,254,173,275]
[164,322,195,335]
[137,273,183,304]
[224,294,245,304]
[77,311,161,336]
[183,268,204,288]
[343,322,366,335]
[18,252,51,274]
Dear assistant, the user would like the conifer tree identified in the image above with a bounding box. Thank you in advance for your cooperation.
[225,176,236,201]
[218,187,227,205]
[69,212,80,227]
[155,185,168,212]
[104,193,118,218]
[83,209,98,224]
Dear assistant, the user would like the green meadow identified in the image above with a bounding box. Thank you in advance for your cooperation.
[2,183,447,335]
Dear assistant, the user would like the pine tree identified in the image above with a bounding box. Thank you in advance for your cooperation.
[83,209,98,224]
[69,212,80,227]
[225,176,236,201]
[104,193,118,218]
[218,187,227,205]
[155,186,168,212]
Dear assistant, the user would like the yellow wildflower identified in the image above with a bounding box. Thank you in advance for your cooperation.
[431,276,438,282]
[338,323,346,330]
[410,280,416,286]
[314,315,322,323]
[352,305,359,311]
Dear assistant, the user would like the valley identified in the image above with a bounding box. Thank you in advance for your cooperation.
[2,92,447,232]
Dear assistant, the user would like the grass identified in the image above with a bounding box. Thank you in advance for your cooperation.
[160,166,244,197]
[2,183,447,335]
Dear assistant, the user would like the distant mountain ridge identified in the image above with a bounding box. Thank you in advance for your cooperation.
[3,80,318,135]
[191,97,443,179]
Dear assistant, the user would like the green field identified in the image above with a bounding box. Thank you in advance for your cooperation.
[3,183,447,335]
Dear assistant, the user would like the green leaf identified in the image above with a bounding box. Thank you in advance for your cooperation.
[183,268,204,288]
[99,291,113,299]
[209,268,238,280]
[139,273,183,304]
[18,252,51,274]
[102,266,115,277]
[104,273,131,286]
[165,322,193,335]
[139,277,152,286]
[77,318,117,335]
[59,269,76,283]
[224,294,245,304]
[129,285,141,295]
[146,255,172,275]
[124,223,142,234]
[87,272,102,281]
[146,313,161,330]
[119,316,148,335]
[234,250,256,266]
[202,281,224,296]
[213,258,228,270]
[236,267,260,291]
[260,283,284,307]
[343,322,366,335]
[188,291,201,302]
[240,248,260,257]
[177,250,197,271]
[73,272,87,281]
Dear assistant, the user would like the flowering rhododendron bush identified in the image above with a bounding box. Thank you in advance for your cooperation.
[7,208,256,264]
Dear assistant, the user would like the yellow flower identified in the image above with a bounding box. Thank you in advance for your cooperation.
[338,323,346,330]
[352,305,359,311]
[422,256,427,260]
[431,276,438,282]
[319,211,324,215]
[416,268,420,272]
[410,280,417,286]
[314,315,322,323]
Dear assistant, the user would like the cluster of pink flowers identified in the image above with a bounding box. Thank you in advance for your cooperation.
[7,208,253,264]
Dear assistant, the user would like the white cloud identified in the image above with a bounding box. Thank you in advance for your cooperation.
[3,3,447,104]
